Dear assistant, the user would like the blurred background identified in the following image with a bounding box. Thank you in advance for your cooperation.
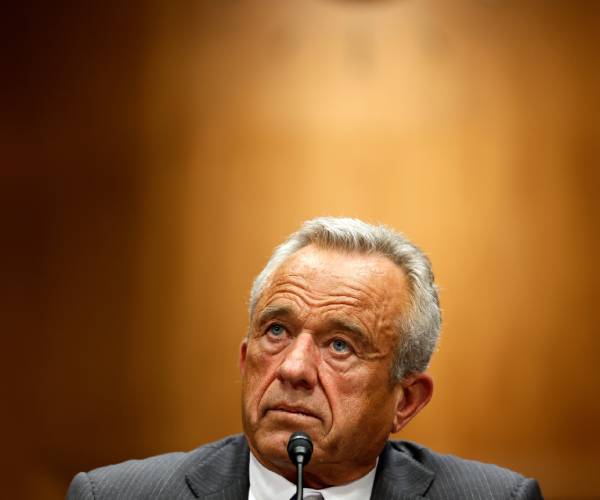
[2,1,599,498]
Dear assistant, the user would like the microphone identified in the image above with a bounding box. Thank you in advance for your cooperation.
[287,432,313,500]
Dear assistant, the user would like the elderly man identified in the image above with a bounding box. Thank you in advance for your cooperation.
[68,217,543,499]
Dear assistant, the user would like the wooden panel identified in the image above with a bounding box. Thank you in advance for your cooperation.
[3,1,598,498]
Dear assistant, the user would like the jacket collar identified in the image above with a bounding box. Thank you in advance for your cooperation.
[185,435,250,499]
[370,441,434,499]
[184,436,434,500]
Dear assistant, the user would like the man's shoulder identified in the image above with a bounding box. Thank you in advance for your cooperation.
[385,440,542,499]
[394,439,523,478]
[67,434,249,499]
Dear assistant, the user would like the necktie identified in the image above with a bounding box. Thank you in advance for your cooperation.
[290,494,324,500]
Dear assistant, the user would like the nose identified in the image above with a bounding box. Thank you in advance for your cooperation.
[277,332,319,390]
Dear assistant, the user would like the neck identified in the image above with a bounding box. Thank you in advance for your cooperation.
[254,451,378,489]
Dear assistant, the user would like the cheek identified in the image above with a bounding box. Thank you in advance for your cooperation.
[243,345,279,406]
[321,367,365,416]
[324,367,394,423]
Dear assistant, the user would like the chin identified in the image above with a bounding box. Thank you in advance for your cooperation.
[252,429,296,468]
[245,413,325,467]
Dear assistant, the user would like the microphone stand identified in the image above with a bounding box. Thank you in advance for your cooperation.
[296,458,305,500]
[287,432,313,500]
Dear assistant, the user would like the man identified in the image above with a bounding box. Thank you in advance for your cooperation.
[68,217,543,499]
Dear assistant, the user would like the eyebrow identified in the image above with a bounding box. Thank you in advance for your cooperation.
[255,305,295,327]
[326,318,370,348]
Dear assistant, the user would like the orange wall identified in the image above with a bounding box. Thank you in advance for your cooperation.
[3,2,599,498]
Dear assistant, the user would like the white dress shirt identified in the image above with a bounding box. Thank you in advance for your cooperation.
[248,451,377,500]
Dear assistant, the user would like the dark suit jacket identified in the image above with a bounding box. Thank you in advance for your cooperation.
[67,434,542,499]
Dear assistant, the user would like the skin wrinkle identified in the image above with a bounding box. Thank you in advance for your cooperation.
[240,244,433,489]
[264,264,386,306]
[255,277,389,345]
[261,282,366,309]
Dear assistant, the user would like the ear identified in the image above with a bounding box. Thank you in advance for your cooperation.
[391,373,434,434]
[239,338,248,375]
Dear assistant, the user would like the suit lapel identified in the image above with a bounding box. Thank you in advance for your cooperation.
[370,441,435,500]
[183,436,433,500]
[185,435,250,499]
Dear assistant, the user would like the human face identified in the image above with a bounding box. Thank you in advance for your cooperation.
[240,245,411,487]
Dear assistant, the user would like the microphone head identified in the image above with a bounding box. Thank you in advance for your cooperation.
[287,431,313,466]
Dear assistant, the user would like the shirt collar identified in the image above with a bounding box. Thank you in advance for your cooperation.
[248,451,377,500]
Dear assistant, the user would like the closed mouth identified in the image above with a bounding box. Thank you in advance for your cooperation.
[268,405,319,420]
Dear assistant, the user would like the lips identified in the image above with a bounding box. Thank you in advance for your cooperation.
[267,404,320,420]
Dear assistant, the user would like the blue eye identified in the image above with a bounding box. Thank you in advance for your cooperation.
[331,338,350,353]
[268,324,285,337]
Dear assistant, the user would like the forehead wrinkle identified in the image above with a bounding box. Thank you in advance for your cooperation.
[280,259,383,295]
[262,276,394,320]
[318,277,386,304]
[258,258,404,330]
[263,276,365,309]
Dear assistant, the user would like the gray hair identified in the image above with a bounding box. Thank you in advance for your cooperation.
[248,217,441,383]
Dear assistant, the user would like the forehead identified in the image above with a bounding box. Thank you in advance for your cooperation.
[256,244,409,324]
[277,243,406,282]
